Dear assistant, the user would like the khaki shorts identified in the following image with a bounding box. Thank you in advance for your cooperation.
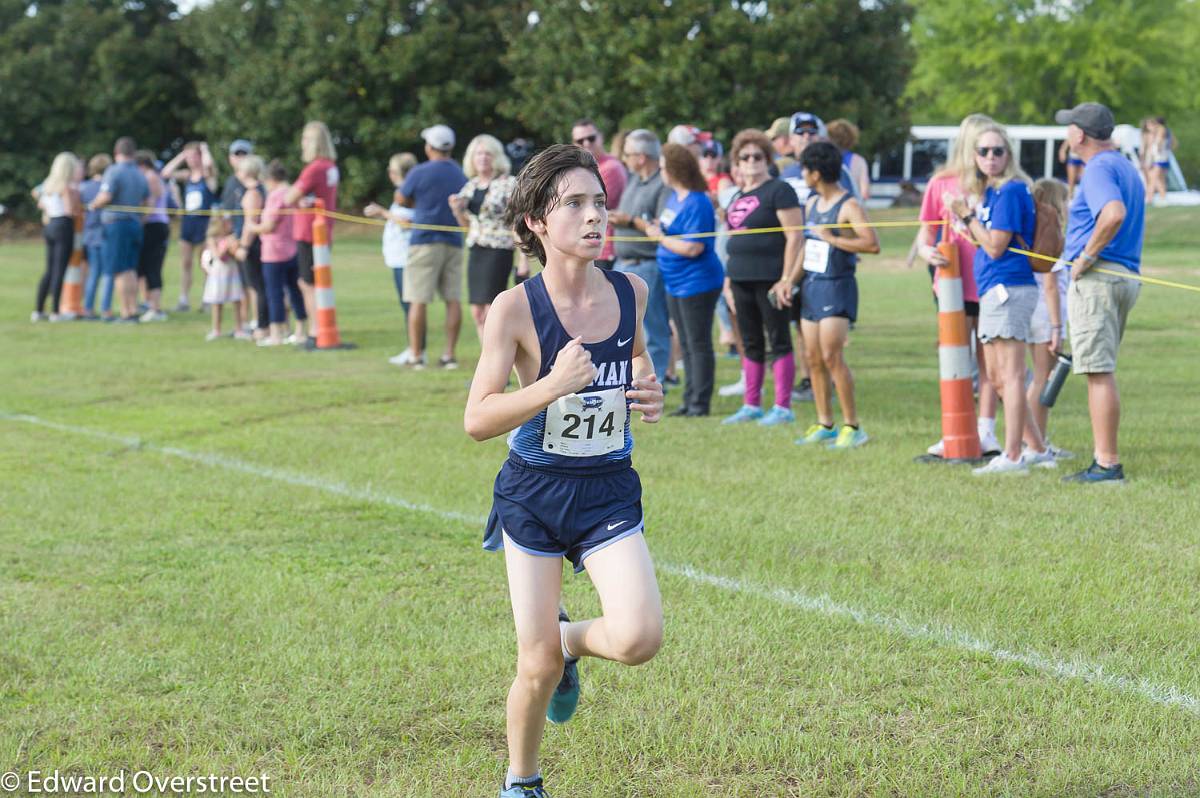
[404,243,464,304]
[1068,260,1140,374]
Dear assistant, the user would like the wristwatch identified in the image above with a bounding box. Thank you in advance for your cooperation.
[959,211,976,225]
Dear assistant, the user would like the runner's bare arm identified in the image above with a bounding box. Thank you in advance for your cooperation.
[623,274,663,423]
[833,199,880,254]
[465,290,595,441]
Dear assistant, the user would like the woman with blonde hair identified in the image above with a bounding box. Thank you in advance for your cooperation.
[449,133,523,340]
[945,123,1052,474]
[33,152,80,321]
[286,120,340,345]
[917,113,1000,457]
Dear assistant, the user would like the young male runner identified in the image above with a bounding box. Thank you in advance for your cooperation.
[464,144,665,798]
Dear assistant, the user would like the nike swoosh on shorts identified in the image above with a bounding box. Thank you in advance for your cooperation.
[606,520,628,531]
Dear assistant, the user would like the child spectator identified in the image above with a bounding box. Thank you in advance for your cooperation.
[364,152,420,365]
[200,216,246,341]
[79,154,112,320]
[248,159,308,347]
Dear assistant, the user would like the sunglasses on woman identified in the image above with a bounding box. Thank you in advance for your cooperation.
[738,152,765,162]
[976,146,1006,157]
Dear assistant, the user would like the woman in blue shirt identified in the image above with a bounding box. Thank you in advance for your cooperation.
[646,143,725,417]
[947,125,1053,475]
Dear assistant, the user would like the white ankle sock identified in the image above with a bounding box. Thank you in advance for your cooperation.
[506,769,540,789]
[559,620,577,663]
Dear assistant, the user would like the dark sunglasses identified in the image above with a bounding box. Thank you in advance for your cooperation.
[795,127,819,137]
[738,152,765,162]
[701,150,720,159]
[574,134,598,146]
[976,146,1006,157]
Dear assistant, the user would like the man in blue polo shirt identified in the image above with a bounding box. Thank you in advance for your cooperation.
[89,136,150,323]
[1054,102,1145,484]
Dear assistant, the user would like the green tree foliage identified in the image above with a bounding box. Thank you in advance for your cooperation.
[181,0,529,208]
[0,0,199,217]
[502,0,914,157]
[906,0,1200,126]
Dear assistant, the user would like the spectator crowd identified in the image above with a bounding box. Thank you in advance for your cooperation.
[28,100,1148,482]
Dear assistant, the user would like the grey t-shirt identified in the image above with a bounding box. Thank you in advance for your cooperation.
[613,169,670,262]
[99,161,150,224]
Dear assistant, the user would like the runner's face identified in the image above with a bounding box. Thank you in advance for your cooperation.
[539,168,607,260]
[974,131,1008,177]
[801,165,820,190]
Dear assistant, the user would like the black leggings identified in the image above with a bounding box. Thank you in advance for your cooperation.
[239,241,268,330]
[137,222,169,291]
[730,279,792,363]
[37,217,74,313]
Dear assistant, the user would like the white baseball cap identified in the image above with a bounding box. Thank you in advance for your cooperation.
[421,124,456,151]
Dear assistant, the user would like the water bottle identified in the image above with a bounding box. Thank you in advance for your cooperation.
[1040,352,1072,407]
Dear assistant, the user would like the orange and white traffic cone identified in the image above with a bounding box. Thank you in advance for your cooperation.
[933,231,981,462]
[310,200,350,349]
[58,211,87,319]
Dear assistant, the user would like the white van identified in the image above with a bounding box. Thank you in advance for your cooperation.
[869,123,1199,207]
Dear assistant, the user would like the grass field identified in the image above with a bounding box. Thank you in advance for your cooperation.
[2,207,1199,797]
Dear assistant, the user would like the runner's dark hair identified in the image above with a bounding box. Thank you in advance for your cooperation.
[505,144,605,265]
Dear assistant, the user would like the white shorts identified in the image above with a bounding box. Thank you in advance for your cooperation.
[1029,271,1069,344]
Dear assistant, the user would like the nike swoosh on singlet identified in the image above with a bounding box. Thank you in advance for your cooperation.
[606,520,628,531]
[617,337,633,347]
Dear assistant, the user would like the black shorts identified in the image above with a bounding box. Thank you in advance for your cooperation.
[467,246,513,305]
[296,241,314,284]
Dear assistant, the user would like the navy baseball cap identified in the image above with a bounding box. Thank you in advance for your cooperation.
[229,139,254,156]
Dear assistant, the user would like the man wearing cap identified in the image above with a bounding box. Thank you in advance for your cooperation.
[780,112,859,205]
[1053,102,1145,484]
[570,118,625,270]
[766,117,794,174]
[398,124,468,369]
[667,125,709,159]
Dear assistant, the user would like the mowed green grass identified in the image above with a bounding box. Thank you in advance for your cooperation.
[2,207,1200,797]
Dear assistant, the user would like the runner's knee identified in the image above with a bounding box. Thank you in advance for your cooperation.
[607,617,662,665]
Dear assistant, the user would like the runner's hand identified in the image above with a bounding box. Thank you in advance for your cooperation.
[548,337,596,397]
[627,375,663,423]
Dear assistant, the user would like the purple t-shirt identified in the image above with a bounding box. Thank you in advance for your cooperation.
[1064,150,1145,273]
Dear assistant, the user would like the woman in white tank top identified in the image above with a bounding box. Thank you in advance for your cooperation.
[34,152,81,321]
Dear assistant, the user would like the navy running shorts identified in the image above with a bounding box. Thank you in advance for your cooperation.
[483,453,644,573]
[801,274,858,323]
[180,216,208,244]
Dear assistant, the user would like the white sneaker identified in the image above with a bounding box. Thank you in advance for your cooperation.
[972,453,1029,476]
[978,429,1002,455]
[205,330,221,342]
[1045,442,1076,460]
[1019,447,1058,469]
[388,350,416,366]
[31,311,47,323]
[718,376,746,397]
[140,309,167,323]
[256,337,282,347]
[926,439,945,457]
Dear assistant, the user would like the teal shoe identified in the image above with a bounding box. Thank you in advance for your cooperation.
[796,423,837,445]
[827,425,869,450]
[721,405,764,425]
[546,609,579,724]
[757,405,795,426]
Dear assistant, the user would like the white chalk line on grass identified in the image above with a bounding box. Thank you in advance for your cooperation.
[5,410,1199,717]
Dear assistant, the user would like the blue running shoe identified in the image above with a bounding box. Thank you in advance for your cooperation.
[721,404,764,425]
[500,777,550,797]
[757,405,795,426]
[1062,459,1125,484]
[546,609,579,724]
